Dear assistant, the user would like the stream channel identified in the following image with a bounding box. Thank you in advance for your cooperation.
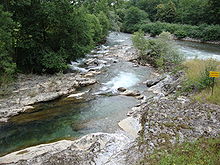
[0,32,220,156]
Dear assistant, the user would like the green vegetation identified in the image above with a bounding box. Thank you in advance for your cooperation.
[132,31,183,71]
[140,138,220,165]
[182,59,219,91]
[182,59,220,105]
[0,0,118,85]
[140,22,220,41]
[0,5,16,85]
[119,0,220,41]
[0,0,219,86]
[122,6,150,33]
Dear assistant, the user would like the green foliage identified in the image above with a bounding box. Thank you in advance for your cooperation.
[0,5,16,85]
[206,0,220,24]
[97,11,110,39]
[86,14,103,43]
[108,11,121,32]
[136,0,161,21]
[0,0,112,75]
[132,31,183,71]
[132,31,148,57]
[140,22,165,37]
[182,59,219,93]
[122,0,219,26]
[40,49,68,74]
[174,29,187,39]
[142,138,220,165]
[156,1,177,23]
[139,22,220,41]
[123,6,149,33]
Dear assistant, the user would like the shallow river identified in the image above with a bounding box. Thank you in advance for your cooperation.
[0,32,220,156]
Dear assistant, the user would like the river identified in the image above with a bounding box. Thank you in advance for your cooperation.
[0,32,220,156]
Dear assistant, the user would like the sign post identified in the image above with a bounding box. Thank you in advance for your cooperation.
[209,71,220,95]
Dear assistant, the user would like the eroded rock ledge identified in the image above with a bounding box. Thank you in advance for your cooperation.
[0,73,97,122]
[0,132,132,165]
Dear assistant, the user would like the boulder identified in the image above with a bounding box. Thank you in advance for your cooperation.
[0,133,132,165]
[118,116,141,138]
[121,90,141,97]
[117,87,127,92]
[143,75,166,87]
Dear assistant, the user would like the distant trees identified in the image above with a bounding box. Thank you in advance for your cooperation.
[206,0,220,24]
[156,1,177,23]
[123,0,219,26]
[123,6,149,32]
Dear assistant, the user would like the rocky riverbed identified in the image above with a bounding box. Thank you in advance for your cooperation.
[0,32,219,165]
[1,70,219,165]
[0,73,97,123]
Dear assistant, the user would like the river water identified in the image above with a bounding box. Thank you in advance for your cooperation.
[0,32,220,156]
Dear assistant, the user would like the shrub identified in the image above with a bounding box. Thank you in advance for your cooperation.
[202,25,220,41]
[137,22,220,41]
[174,29,187,39]
[132,31,183,71]
[132,31,148,57]
[40,49,68,74]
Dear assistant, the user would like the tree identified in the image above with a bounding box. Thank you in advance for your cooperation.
[206,0,220,24]
[97,11,110,38]
[123,6,149,33]
[0,5,16,84]
[137,0,162,21]
[156,1,177,23]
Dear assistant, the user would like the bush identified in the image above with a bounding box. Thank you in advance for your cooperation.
[132,31,183,71]
[137,22,220,41]
[202,25,220,41]
[174,29,187,39]
[40,49,68,74]
[140,22,165,37]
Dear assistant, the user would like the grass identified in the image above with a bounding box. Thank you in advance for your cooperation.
[183,59,220,83]
[194,80,220,105]
[182,59,220,105]
[139,138,220,165]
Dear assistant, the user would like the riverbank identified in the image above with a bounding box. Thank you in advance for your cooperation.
[0,73,97,123]
[174,36,220,45]
[1,71,219,165]
[0,32,219,165]
[0,32,149,164]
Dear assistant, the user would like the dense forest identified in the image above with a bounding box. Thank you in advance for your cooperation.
[0,0,219,85]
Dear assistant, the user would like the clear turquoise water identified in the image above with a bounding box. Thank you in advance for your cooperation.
[1,32,219,156]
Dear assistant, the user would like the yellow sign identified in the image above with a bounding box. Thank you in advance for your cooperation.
[209,71,220,78]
